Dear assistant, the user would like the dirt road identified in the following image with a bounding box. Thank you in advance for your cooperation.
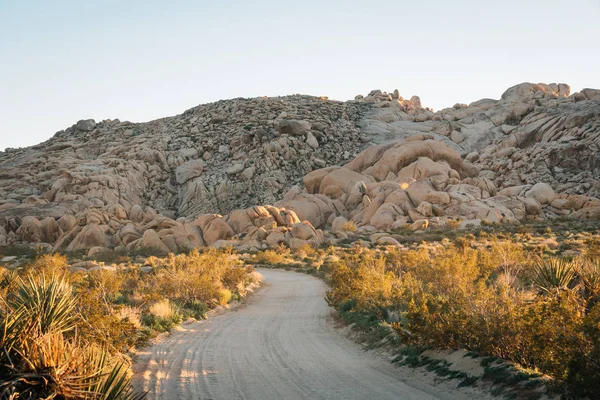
[133,268,488,399]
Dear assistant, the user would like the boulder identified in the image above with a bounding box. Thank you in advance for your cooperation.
[320,168,374,195]
[411,219,429,231]
[176,159,206,184]
[135,229,171,254]
[40,217,61,243]
[370,203,403,231]
[276,119,311,136]
[266,231,287,247]
[304,167,339,194]
[241,166,256,180]
[57,215,77,232]
[306,132,319,149]
[16,216,43,242]
[331,216,348,232]
[226,163,245,175]
[525,183,555,205]
[197,216,234,245]
[291,221,316,241]
[67,224,108,252]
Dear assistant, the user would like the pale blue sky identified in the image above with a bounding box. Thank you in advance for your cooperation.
[1,0,599,150]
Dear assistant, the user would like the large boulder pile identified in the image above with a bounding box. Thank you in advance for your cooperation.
[1,82,599,253]
[0,95,371,221]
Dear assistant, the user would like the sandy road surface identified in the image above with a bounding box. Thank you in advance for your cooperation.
[133,268,488,400]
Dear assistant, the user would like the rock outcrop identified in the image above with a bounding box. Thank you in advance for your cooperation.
[1,82,599,252]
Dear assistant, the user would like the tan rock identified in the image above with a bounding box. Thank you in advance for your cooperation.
[277,119,311,136]
[525,183,555,205]
[135,229,171,254]
[370,203,403,231]
[362,193,386,225]
[175,159,206,184]
[289,237,310,250]
[416,201,433,217]
[411,219,429,231]
[319,168,374,195]
[40,217,61,243]
[67,224,109,252]
[331,216,348,232]
[391,216,409,230]
[88,246,109,257]
[202,217,235,245]
[266,231,287,247]
[241,166,256,180]
[291,222,316,241]
[376,236,400,246]
[17,216,43,243]
[306,132,319,149]
[303,167,339,194]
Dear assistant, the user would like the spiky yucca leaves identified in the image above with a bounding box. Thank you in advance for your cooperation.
[533,258,578,293]
[579,258,600,305]
[0,274,145,400]
[92,360,146,400]
[10,274,78,335]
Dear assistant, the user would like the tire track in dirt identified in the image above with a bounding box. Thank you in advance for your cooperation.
[133,268,491,400]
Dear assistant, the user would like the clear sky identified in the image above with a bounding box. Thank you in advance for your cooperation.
[1,0,599,150]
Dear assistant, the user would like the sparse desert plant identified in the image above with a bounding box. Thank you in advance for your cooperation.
[0,274,144,399]
[533,258,577,292]
[149,298,174,318]
[218,288,232,305]
[8,273,78,336]
[253,245,290,265]
[116,306,142,329]
[326,241,600,396]
[342,220,357,232]
[579,258,600,301]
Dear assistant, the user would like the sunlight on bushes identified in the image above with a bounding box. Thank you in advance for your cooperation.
[325,239,600,397]
[0,249,259,399]
[149,299,175,318]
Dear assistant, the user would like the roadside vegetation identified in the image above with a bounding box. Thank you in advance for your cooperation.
[2,218,599,398]
[0,249,258,399]
[324,236,600,398]
[247,221,600,398]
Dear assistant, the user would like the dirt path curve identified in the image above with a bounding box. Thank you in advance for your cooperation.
[133,268,487,400]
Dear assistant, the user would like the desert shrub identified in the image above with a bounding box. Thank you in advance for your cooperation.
[23,253,69,278]
[149,298,174,318]
[326,243,600,396]
[116,306,142,329]
[0,248,257,399]
[0,274,144,399]
[141,312,182,333]
[532,258,577,292]
[253,245,290,265]
[293,243,322,260]
[218,288,233,305]
[342,220,357,232]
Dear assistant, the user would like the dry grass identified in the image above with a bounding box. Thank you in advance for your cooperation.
[149,299,174,318]
[116,306,142,329]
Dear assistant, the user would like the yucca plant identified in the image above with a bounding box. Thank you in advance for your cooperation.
[9,274,78,334]
[579,258,600,304]
[0,274,145,400]
[533,258,577,293]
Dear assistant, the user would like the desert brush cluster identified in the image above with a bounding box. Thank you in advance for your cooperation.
[0,249,258,399]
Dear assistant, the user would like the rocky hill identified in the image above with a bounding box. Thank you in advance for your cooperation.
[1,82,599,254]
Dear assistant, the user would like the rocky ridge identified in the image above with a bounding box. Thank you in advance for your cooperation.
[1,82,599,255]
